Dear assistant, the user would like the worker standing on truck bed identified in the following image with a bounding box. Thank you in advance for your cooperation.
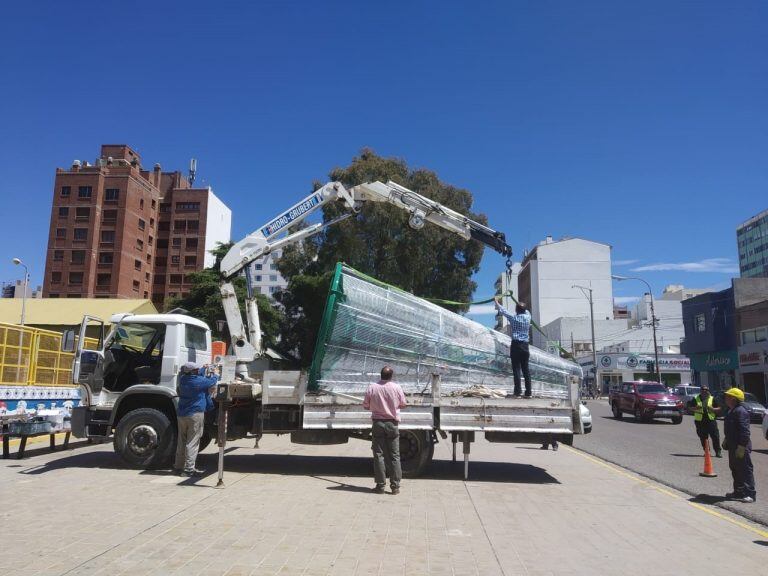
[174,362,218,477]
[495,297,533,398]
[686,384,722,458]
[363,366,407,495]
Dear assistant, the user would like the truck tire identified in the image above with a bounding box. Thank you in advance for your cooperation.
[561,434,574,446]
[634,406,644,422]
[612,403,622,419]
[113,408,176,469]
[399,430,434,478]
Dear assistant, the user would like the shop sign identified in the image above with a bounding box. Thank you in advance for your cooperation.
[738,342,768,373]
[596,354,690,372]
[689,351,738,372]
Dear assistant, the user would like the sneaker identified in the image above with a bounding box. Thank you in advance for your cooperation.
[373,485,385,494]
[725,491,743,499]
[715,452,722,458]
[391,487,400,495]
[180,468,204,478]
[540,444,549,450]
[524,393,532,398]
[552,442,559,452]
[739,496,755,503]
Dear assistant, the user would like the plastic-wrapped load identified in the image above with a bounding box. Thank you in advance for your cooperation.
[308,264,582,398]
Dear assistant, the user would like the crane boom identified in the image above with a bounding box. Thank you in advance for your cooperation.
[219,180,512,379]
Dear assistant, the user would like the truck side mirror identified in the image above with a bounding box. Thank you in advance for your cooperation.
[62,329,76,353]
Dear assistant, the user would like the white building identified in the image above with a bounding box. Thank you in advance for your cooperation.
[517,237,613,346]
[249,251,288,298]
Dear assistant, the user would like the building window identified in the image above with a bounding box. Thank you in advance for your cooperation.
[58,207,69,218]
[51,271,62,284]
[136,239,144,250]
[103,209,117,223]
[270,263,277,270]
[184,275,194,284]
[143,291,149,298]
[171,255,180,265]
[159,203,170,213]
[157,238,168,249]
[105,188,119,201]
[148,236,153,246]
[78,186,92,199]
[695,314,706,333]
[150,218,155,227]
[187,220,199,231]
[146,254,152,264]
[741,327,768,345]
[97,274,110,286]
[156,256,167,267]
[172,237,182,247]
[101,230,115,244]
[140,198,144,210]
[73,228,88,241]
[185,255,197,267]
[53,250,64,261]
[145,271,150,281]
[132,280,140,291]
[176,202,200,211]
[154,274,166,285]
[170,274,182,285]
[71,250,85,264]
[98,252,113,264]
[56,228,66,239]
[270,286,279,294]
[134,259,142,271]
[255,275,262,282]
[158,221,170,231]
[186,238,198,249]
[138,218,146,231]
[151,199,156,210]
[75,207,90,221]
[61,186,71,197]
[69,272,83,285]
[269,275,278,282]
[174,220,186,231]
[49,293,59,298]
[255,264,262,271]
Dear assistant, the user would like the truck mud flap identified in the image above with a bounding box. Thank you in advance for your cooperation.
[302,403,434,430]
[438,404,573,433]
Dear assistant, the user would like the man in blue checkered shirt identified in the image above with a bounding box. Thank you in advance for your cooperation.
[495,297,533,397]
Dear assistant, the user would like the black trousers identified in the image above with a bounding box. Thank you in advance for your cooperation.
[695,420,720,453]
[510,340,531,396]
[728,448,756,499]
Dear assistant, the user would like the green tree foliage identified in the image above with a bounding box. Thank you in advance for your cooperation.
[165,242,283,350]
[276,149,488,366]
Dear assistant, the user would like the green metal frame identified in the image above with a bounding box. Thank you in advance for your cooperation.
[307,262,345,390]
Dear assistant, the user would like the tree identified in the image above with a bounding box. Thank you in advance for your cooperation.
[165,242,283,351]
[275,149,488,366]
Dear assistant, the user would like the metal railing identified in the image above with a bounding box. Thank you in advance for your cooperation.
[0,322,98,386]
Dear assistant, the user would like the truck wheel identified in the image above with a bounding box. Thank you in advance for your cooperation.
[113,408,175,469]
[399,430,434,478]
[561,434,574,446]
[612,403,622,419]
[671,416,683,425]
[634,406,644,422]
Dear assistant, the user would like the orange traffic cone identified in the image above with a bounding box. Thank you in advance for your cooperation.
[699,439,717,477]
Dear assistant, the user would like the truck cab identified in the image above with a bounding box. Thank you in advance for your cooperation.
[70,312,212,467]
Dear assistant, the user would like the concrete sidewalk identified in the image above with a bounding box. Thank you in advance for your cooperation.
[1,435,766,576]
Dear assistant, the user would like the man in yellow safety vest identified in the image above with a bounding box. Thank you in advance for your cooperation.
[686,384,722,458]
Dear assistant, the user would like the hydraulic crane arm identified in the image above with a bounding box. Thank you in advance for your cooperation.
[219,180,512,377]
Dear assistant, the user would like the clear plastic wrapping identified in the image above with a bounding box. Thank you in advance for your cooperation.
[309,264,582,398]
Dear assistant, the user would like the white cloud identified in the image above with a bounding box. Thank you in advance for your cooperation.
[631,258,738,274]
[613,259,639,266]
[467,304,496,315]
[613,296,640,305]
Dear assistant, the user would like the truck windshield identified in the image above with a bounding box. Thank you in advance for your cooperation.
[637,384,666,394]
[103,323,166,392]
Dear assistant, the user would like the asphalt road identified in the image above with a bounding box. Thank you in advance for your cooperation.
[574,399,768,526]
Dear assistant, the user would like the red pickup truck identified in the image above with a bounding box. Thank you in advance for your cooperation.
[609,381,684,424]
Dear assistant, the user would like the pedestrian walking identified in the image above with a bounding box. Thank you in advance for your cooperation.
[686,384,722,458]
[173,362,218,477]
[722,387,756,503]
[495,297,533,397]
[363,366,407,495]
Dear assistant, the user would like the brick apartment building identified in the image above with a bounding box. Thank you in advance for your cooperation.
[42,145,231,308]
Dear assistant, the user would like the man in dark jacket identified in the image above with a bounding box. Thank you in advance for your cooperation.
[174,362,218,477]
[722,387,756,503]
[686,385,722,458]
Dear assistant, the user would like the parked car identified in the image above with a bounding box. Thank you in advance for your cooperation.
[714,391,767,423]
[610,381,684,424]
[763,411,768,441]
[672,385,701,414]
[580,402,592,434]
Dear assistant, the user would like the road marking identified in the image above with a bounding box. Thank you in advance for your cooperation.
[566,446,768,539]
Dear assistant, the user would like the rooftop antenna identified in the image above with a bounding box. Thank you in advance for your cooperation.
[189,158,197,186]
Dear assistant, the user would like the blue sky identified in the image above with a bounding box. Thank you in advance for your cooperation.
[0,1,765,322]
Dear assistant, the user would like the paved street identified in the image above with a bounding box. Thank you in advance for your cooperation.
[575,399,768,526]
[2,433,768,576]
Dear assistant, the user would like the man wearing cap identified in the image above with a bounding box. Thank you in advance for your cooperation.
[686,385,722,458]
[174,362,218,477]
[722,387,756,503]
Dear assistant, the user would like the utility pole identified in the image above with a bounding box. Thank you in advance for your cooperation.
[573,285,597,396]
[12,257,29,383]
[612,275,662,385]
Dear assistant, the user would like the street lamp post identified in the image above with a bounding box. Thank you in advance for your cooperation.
[573,284,597,397]
[12,257,29,383]
[611,275,662,385]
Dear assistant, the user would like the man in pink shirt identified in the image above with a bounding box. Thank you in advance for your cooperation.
[363,366,407,494]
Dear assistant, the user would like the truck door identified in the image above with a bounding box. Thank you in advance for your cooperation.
[620,383,632,411]
[68,315,106,405]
